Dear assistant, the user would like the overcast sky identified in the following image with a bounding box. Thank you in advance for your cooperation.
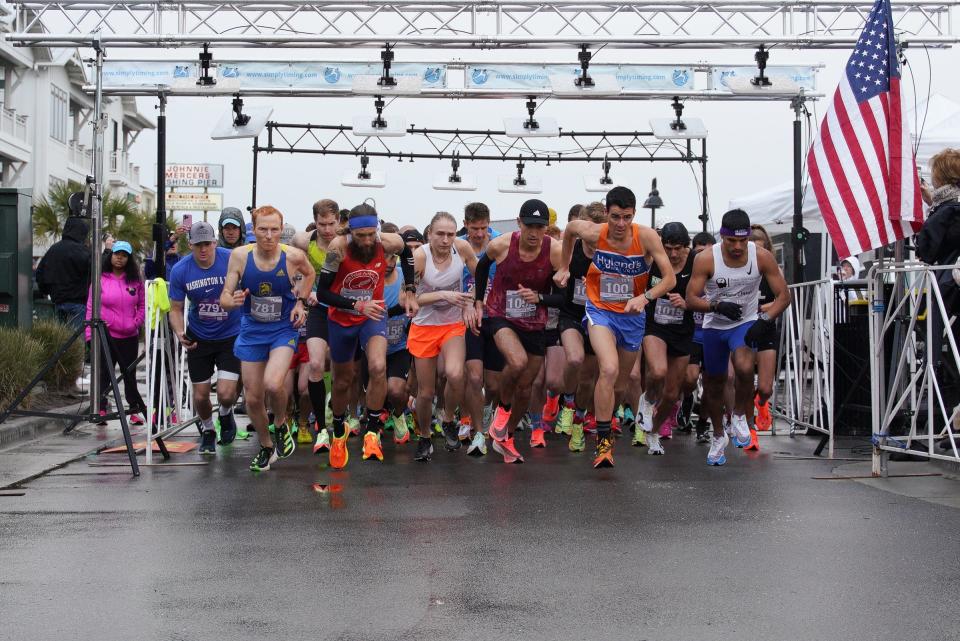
[125,45,956,235]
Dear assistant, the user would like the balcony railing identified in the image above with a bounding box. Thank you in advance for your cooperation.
[67,140,93,170]
[0,107,28,145]
[109,150,140,185]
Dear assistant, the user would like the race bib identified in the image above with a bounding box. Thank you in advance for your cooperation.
[693,310,704,325]
[342,288,373,315]
[387,317,407,346]
[653,297,685,325]
[251,295,282,322]
[572,278,587,305]
[197,300,227,322]
[547,307,560,330]
[505,289,536,319]
[599,274,634,302]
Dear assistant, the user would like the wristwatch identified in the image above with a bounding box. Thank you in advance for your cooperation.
[644,291,656,302]
[758,311,771,322]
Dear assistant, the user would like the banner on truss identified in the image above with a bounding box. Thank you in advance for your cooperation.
[464,64,694,91]
[710,65,818,92]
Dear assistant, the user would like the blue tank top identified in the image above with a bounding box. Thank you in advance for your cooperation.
[239,249,296,327]
[383,274,409,354]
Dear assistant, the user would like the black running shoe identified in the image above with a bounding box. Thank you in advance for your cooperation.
[218,413,237,445]
[441,422,462,451]
[275,423,295,459]
[199,429,217,455]
[250,446,277,471]
[414,438,434,462]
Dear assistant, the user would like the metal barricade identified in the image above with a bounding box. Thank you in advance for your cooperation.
[869,262,960,475]
[772,278,835,457]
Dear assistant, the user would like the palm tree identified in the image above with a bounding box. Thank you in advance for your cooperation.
[32,180,84,244]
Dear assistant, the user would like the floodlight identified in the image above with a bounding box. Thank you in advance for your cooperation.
[650,96,707,139]
[341,152,386,188]
[351,96,408,137]
[503,97,559,138]
[584,155,615,192]
[211,96,272,139]
[498,159,542,194]
[433,156,477,191]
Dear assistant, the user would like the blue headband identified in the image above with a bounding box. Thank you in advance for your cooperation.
[719,226,750,238]
[348,215,379,230]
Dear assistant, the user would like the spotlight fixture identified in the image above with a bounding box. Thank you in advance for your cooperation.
[352,95,408,137]
[210,94,272,139]
[433,155,477,191]
[504,97,559,138]
[353,44,422,95]
[650,96,707,139]
[725,44,801,96]
[341,151,386,188]
[549,45,620,97]
[584,154,616,192]
[197,43,215,86]
[498,157,543,194]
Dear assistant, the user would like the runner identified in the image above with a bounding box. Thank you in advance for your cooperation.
[683,231,716,443]
[529,224,566,449]
[555,186,674,468]
[746,223,782,450]
[168,222,242,455]
[316,204,417,469]
[637,222,696,455]
[686,209,791,466]
[291,198,340,453]
[473,199,564,464]
[377,228,413,446]
[408,212,478,461]
[220,206,315,472]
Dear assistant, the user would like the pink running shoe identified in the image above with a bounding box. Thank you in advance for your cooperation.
[129,414,144,426]
[489,405,512,442]
[659,401,680,439]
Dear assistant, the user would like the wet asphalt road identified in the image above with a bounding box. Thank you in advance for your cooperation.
[2,426,959,641]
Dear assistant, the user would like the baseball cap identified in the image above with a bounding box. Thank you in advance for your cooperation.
[660,221,690,246]
[401,229,425,245]
[719,209,751,238]
[189,221,217,244]
[221,206,243,228]
[112,240,133,255]
[519,199,550,226]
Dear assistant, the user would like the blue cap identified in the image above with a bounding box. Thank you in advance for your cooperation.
[112,240,133,255]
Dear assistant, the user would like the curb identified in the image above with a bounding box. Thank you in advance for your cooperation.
[0,402,85,451]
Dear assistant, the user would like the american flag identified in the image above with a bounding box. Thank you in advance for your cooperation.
[807,0,923,260]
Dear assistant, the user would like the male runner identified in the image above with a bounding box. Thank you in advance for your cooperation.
[220,206,315,472]
[686,209,790,466]
[683,231,715,443]
[556,186,674,468]
[316,204,417,469]
[473,199,564,464]
[168,222,242,455]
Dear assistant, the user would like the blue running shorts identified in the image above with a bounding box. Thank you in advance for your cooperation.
[583,302,646,352]
[327,316,388,364]
[233,320,298,363]
[701,321,756,376]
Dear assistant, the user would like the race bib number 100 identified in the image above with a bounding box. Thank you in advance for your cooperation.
[599,274,634,302]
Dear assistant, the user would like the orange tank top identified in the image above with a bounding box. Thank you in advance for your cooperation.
[585,223,650,313]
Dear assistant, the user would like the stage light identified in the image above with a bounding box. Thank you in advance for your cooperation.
[584,155,616,192]
[352,44,423,96]
[504,97,559,138]
[549,45,620,97]
[210,94,272,139]
[433,156,477,191]
[650,96,707,139]
[725,45,802,96]
[341,152,386,188]
[352,95,408,137]
[498,158,543,194]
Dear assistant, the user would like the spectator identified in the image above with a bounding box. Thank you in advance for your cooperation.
[86,240,147,424]
[217,207,246,249]
[35,216,91,331]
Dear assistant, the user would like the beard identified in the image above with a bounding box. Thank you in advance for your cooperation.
[348,240,377,264]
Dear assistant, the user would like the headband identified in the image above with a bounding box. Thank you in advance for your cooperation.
[348,215,379,230]
[719,226,750,238]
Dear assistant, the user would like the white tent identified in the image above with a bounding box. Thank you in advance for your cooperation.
[728,180,824,232]
[910,93,960,173]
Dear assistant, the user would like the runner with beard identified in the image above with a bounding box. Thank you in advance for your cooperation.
[316,204,417,469]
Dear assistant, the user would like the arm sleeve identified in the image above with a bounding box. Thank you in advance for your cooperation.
[540,282,565,308]
[400,244,416,288]
[387,304,405,317]
[474,253,492,303]
[315,269,357,310]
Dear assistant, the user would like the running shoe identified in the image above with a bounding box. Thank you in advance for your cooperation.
[199,429,217,455]
[542,394,560,424]
[393,413,410,444]
[129,414,144,426]
[414,438,434,462]
[516,413,531,432]
[362,431,384,461]
[492,437,524,464]
[695,428,711,444]
[467,431,487,457]
[592,434,615,468]
[583,413,597,435]
[275,423,295,458]
[647,431,664,456]
[569,422,586,452]
[458,423,473,443]
[489,405,512,442]
[707,432,729,466]
[347,416,361,437]
[745,427,760,451]
[722,414,734,439]
[431,417,443,438]
[731,414,751,448]
[297,422,314,444]
[639,398,654,434]
[621,406,636,434]
[482,404,494,432]
[97,409,108,426]
[329,432,349,469]
[557,406,574,436]
[290,418,299,437]
[659,401,680,439]
[384,414,395,432]
[218,413,237,445]
[250,446,278,472]
[235,425,251,440]
[313,429,331,454]
[632,426,647,447]
[755,395,772,431]
[529,427,547,448]
[442,422,462,451]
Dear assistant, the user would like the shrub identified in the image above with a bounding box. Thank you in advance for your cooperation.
[0,327,44,410]
[30,320,85,391]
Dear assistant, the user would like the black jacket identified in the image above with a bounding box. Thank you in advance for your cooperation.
[917,198,960,266]
[36,217,91,305]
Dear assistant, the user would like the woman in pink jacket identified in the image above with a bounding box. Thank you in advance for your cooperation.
[86,240,146,424]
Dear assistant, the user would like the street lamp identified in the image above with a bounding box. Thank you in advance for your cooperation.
[643,178,663,228]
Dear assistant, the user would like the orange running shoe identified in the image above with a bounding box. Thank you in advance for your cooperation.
[489,405,512,442]
[529,427,547,448]
[542,394,560,424]
[362,431,384,461]
[592,434,615,468]
[745,427,760,451]
[329,432,349,469]
[492,436,524,463]
[755,395,772,431]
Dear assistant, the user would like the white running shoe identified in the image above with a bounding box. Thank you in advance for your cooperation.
[731,414,751,448]
[707,433,730,466]
[467,431,487,457]
[313,428,331,454]
[723,414,734,438]
[647,431,664,455]
[458,424,473,442]
[639,394,654,433]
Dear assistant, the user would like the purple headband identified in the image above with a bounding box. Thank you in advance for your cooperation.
[719,226,750,238]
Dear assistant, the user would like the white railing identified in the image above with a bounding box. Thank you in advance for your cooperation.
[870,262,960,475]
[67,140,93,170]
[0,106,28,144]
[771,278,835,457]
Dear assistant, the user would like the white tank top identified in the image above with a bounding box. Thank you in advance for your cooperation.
[413,243,465,326]
[704,241,761,330]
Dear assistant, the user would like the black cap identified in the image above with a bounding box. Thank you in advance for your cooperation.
[719,209,751,238]
[519,199,550,226]
[660,221,690,246]
[401,229,425,244]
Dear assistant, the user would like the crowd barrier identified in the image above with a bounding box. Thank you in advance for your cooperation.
[869,263,960,476]
[771,278,835,458]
